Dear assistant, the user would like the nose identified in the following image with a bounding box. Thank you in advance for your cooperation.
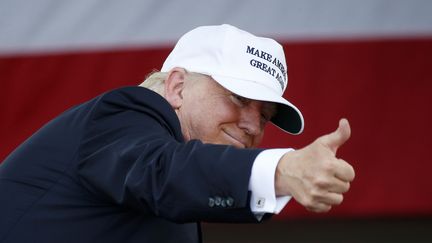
[238,101,264,137]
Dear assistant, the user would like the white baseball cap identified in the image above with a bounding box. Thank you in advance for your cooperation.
[161,24,304,134]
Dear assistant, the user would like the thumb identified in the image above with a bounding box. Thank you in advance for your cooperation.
[318,118,351,154]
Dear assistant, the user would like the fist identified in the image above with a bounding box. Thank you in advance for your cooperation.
[275,119,355,212]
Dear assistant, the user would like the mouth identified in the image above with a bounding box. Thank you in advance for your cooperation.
[222,129,248,148]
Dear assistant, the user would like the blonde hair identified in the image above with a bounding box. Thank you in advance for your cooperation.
[139,71,168,95]
[139,70,209,96]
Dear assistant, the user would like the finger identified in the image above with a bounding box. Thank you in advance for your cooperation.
[319,192,344,206]
[327,179,350,194]
[318,118,351,154]
[306,203,332,213]
[334,159,355,182]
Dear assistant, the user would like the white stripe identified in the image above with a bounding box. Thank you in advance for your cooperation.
[1,0,431,54]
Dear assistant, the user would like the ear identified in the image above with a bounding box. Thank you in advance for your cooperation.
[164,67,187,109]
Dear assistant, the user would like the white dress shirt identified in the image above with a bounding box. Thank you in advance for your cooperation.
[248,148,294,220]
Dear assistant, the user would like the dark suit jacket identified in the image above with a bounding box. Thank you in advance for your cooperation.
[0,87,264,242]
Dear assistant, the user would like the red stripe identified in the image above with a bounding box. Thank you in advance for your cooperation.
[1,38,431,218]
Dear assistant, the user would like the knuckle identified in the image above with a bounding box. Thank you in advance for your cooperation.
[306,203,332,213]
[322,161,336,173]
[344,182,351,192]
[309,189,323,201]
[350,165,356,180]
[306,205,317,212]
[335,194,344,205]
[302,197,314,208]
[313,177,330,188]
[303,194,320,209]
[323,205,332,212]
[339,159,356,181]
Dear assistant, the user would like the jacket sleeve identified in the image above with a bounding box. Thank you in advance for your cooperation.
[76,88,264,223]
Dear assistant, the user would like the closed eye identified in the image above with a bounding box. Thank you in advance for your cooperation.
[261,113,270,123]
[261,103,277,125]
[259,112,273,127]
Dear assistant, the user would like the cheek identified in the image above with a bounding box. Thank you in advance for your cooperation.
[192,101,239,139]
[198,109,233,134]
[212,102,240,126]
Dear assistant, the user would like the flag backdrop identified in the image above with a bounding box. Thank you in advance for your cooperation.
[1,0,431,219]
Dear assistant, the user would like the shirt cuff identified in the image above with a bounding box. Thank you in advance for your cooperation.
[248,148,294,216]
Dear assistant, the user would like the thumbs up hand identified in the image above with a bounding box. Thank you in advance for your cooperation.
[275,119,355,213]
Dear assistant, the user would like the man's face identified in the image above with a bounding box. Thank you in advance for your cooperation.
[176,73,276,148]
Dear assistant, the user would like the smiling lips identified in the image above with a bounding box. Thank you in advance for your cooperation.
[222,129,250,148]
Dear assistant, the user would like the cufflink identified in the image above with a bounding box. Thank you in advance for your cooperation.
[256,197,265,208]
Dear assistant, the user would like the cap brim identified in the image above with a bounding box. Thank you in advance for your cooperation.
[211,74,304,135]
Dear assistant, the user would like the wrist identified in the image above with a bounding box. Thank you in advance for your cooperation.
[275,152,295,196]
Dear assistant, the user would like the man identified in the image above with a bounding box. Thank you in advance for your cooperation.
[0,24,354,242]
